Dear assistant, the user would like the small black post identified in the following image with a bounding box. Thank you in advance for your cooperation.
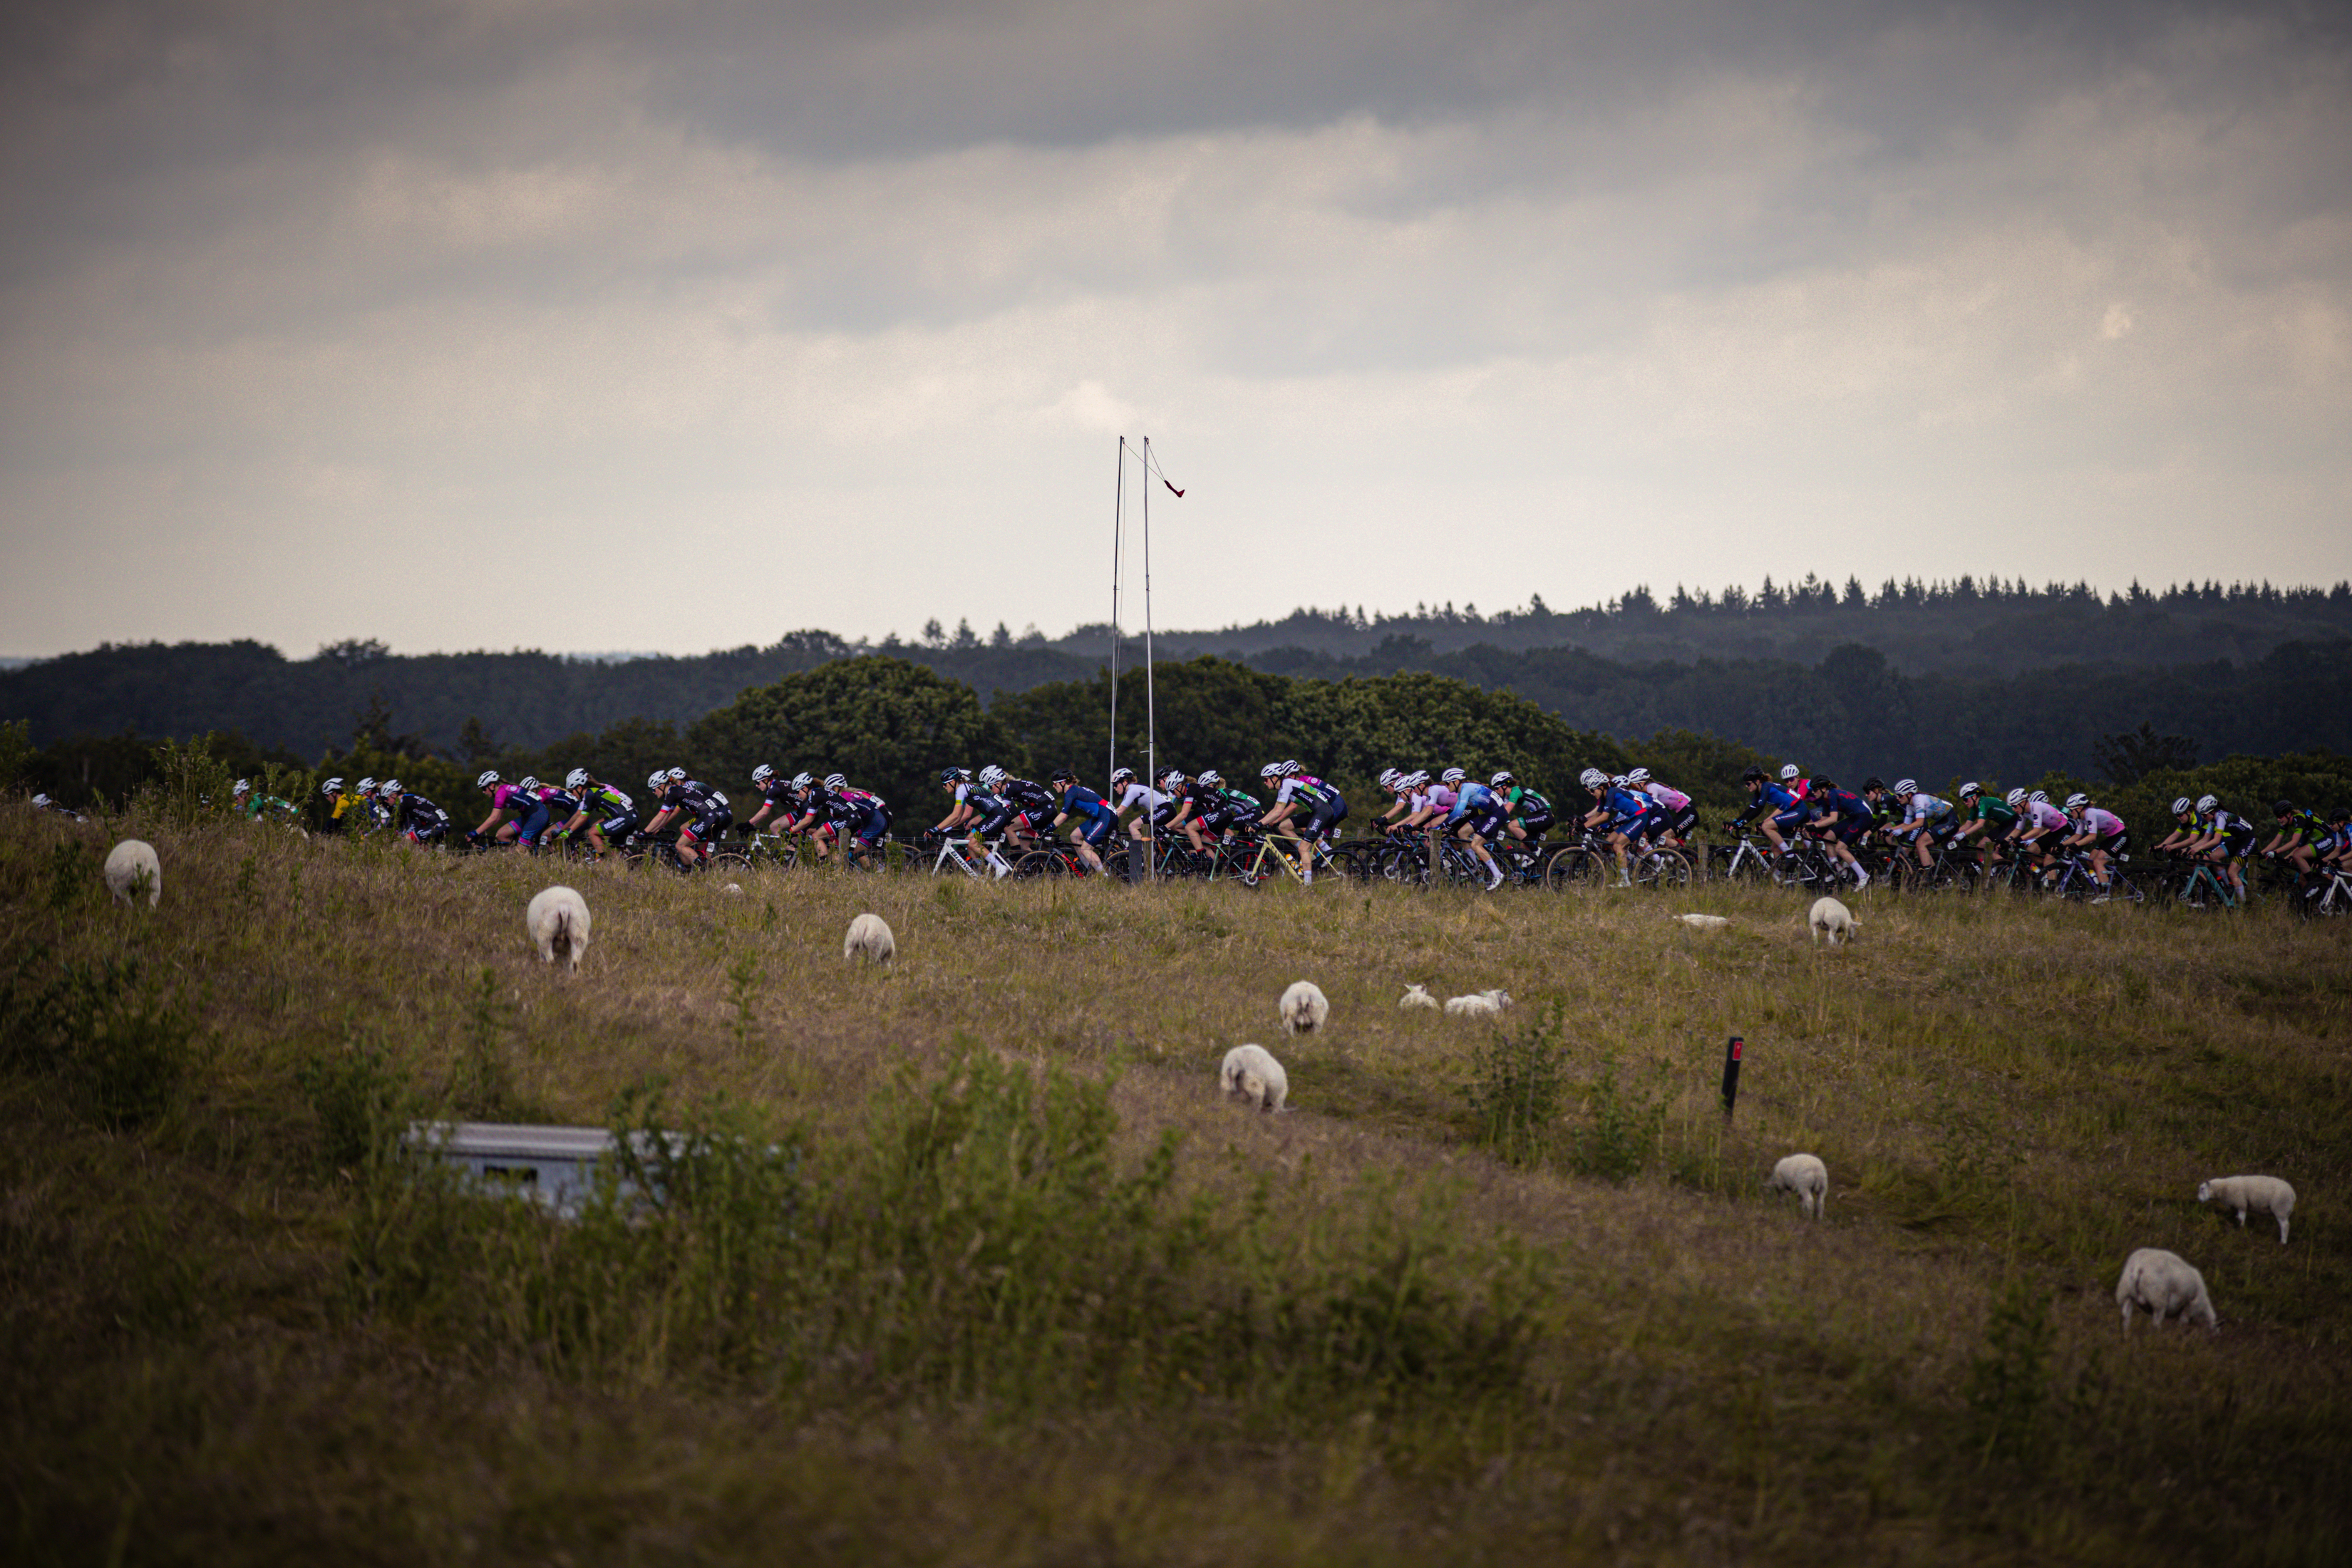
[1720,1034,1743,1120]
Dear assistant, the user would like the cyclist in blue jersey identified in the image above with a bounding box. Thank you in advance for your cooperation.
[1730,765,1803,856]
[1048,768,1114,874]
[383,778,450,847]
[1442,768,1509,890]
[1624,768,1693,856]
[1805,777,1874,888]
[550,768,639,857]
[1579,768,1655,887]
[1883,778,1954,873]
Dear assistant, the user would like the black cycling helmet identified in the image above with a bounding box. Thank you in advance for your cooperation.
[1049,767,1078,785]
[2273,798,2295,816]
[1862,775,1886,793]
[940,766,969,785]
[1741,765,1765,783]
[1812,777,1837,793]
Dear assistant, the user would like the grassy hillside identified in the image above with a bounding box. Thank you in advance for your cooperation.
[5,806,2351,1564]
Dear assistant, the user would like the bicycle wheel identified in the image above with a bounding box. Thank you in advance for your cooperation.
[1544,847,1603,891]
[1377,845,1429,886]
[1634,848,1691,889]
[1013,850,1069,878]
[705,850,753,876]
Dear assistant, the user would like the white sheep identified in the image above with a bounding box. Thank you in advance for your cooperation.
[1278,979,1329,1036]
[2199,1175,2296,1244]
[1443,988,1512,1018]
[1671,913,1729,930]
[103,840,162,907]
[721,882,745,896]
[1219,1043,1289,1113]
[1809,896,1860,945]
[2116,1247,2217,1334]
[525,885,592,971]
[843,912,896,964]
[1399,983,1440,1011]
[1765,1152,1829,1219]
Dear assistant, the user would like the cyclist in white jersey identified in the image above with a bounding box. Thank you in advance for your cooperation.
[2060,792,2128,899]
[1887,778,1953,872]
[1106,766,1173,843]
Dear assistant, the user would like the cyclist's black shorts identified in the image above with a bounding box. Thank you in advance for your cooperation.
[1463,808,1509,840]
[599,809,640,840]
[1517,810,1554,837]
[1666,805,1699,837]
[1306,800,1347,840]
[974,805,1016,837]
[684,808,732,843]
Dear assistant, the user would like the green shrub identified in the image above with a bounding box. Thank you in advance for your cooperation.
[1465,1000,1570,1166]
[1964,1277,2054,1465]
[1572,1050,1673,1182]
[0,948,194,1128]
[296,1031,413,1175]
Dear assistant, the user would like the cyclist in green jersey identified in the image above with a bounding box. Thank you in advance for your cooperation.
[1944,783,2015,871]
[2261,800,2333,877]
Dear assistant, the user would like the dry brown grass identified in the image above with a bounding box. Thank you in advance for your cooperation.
[4,803,2351,1564]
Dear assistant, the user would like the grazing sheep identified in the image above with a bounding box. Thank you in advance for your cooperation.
[1219,1043,1289,1113]
[843,912,896,964]
[1279,979,1329,1036]
[1809,896,1860,945]
[2199,1175,2296,1244]
[1671,913,1730,930]
[1765,1153,1829,1219]
[1443,989,1512,1018]
[721,882,745,896]
[525,885,592,971]
[103,840,162,907]
[1399,983,1440,1011]
[2116,1247,2217,1334]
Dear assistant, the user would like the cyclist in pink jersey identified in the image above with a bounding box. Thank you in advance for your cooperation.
[2015,790,2072,877]
[1627,768,1697,855]
[2059,792,2128,899]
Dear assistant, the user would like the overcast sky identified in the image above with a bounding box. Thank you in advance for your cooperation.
[1,0,2347,658]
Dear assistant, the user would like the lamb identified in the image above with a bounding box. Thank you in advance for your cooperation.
[1219,1043,1289,1113]
[1278,979,1329,1036]
[1809,896,1860,945]
[2116,1247,2217,1334]
[1399,983,1440,1011]
[525,885,592,971]
[843,912,896,964]
[1443,989,1512,1018]
[1671,913,1729,930]
[2199,1175,2296,1244]
[103,840,162,907]
[1765,1153,1829,1219]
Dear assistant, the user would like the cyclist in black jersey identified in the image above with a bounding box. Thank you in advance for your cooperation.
[1183,770,1263,851]
[2261,800,2333,878]
[980,767,1056,851]
[383,779,450,847]
[933,766,1016,875]
[741,765,805,837]
[641,768,731,868]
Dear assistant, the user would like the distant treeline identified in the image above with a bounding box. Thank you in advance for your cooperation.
[12,658,2348,860]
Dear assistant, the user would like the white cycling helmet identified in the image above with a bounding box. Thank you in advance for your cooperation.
[979,765,1006,788]
[31,793,52,807]
[1611,775,1629,788]
[666,767,687,783]
[1277,759,1299,775]
[233,778,252,795]
[2196,794,2218,813]
[566,768,591,791]
[1110,766,1136,788]
[1779,764,1801,782]
[824,773,847,792]
[647,770,669,793]
[1260,763,1284,780]
[2063,793,2088,810]
[355,776,378,795]
[1490,770,1515,788]
[381,778,402,795]
[1378,768,1402,790]
[1958,780,1980,798]
[2172,796,2193,815]
[476,770,499,789]
[2028,790,2048,805]
[1625,767,1650,785]
[321,777,344,798]
[1440,767,1467,785]
[1893,778,1919,795]
[2004,788,2028,807]
[1579,768,1609,789]
[1197,769,1223,788]
[790,772,813,792]
[1157,768,1185,790]
[518,776,540,793]
[751,764,773,786]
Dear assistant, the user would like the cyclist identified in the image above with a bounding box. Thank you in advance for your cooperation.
[2012,789,2073,876]
[1259,760,1346,883]
[1805,777,1874,889]
[1728,765,1802,856]
[1492,770,1556,849]
[383,778,452,847]
[985,765,1059,853]
[741,764,805,838]
[930,766,1013,875]
[1886,778,1954,872]
[234,778,296,822]
[1779,763,1812,802]
[2060,792,2128,899]
[29,793,87,822]
[2261,799,2333,879]
[550,768,639,857]
[1579,768,1656,887]
[1626,768,1693,857]
[320,777,352,833]
[469,770,546,847]
[825,773,889,864]
[1944,782,2016,873]
[640,767,733,869]
[2183,793,2254,900]
[2323,808,2352,873]
[1106,766,1173,843]
[1185,769,1264,854]
[1435,768,1508,891]
[1371,768,1414,833]
[781,773,847,863]
[1047,768,1115,874]
[1145,768,1196,851]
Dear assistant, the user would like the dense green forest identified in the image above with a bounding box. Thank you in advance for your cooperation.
[4,579,2348,791]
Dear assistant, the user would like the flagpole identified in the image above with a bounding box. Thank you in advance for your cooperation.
[1108,436,1124,790]
[1142,437,1157,880]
